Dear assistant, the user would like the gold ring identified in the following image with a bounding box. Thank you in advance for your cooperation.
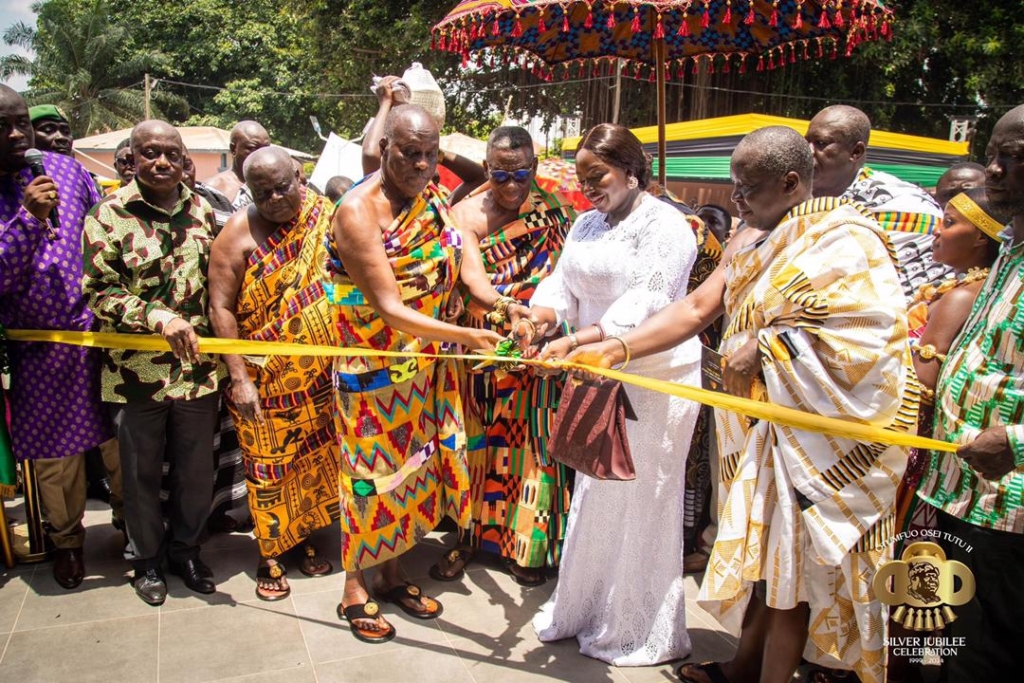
[48,190,56,200]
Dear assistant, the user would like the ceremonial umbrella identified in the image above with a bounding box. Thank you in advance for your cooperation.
[433,0,894,185]
[536,156,593,211]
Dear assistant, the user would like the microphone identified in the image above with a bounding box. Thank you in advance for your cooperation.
[24,148,60,231]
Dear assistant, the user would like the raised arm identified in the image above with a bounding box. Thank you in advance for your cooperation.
[361,77,408,176]
[333,192,503,352]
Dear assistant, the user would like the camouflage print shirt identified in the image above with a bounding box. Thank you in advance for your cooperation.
[82,180,222,402]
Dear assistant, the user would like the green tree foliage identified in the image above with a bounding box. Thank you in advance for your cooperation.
[0,0,185,137]
[5,1,1023,156]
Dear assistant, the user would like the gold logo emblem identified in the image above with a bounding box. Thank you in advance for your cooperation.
[873,541,975,631]
[364,601,379,616]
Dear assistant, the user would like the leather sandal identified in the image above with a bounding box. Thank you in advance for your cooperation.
[337,600,396,644]
[254,561,290,601]
[429,547,473,582]
[297,544,333,577]
[677,661,731,683]
[375,582,443,620]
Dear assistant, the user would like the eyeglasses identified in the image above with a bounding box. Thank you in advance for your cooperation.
[489,168,532,184]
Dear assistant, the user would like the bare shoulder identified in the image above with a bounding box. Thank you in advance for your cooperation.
[449,191,488,235]
[203,170,239,194]
[723,225,768,263]
[334,177,386,241]
[212,207,257,258]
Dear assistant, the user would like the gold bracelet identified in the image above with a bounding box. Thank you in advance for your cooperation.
[914,343,947,363]
[568,333,579,351]
[606,335,631,370]
[485,295,517,325]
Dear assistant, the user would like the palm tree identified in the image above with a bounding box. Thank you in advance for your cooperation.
[0,0,185,136]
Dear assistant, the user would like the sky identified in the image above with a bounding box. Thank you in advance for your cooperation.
[0,1,37,91]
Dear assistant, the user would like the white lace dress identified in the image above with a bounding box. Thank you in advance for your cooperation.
[531,193,702,666]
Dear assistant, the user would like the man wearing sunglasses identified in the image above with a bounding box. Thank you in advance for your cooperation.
[430,126,576,588]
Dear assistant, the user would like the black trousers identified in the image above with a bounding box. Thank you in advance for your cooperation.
[937,508,1024,682]
[112,394,220,571]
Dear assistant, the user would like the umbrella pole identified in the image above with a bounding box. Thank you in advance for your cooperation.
[656,39,667,187]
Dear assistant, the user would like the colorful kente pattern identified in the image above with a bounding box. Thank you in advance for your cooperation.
[328,183,470,571]
[227,190,340,559]
[463,184,574,568]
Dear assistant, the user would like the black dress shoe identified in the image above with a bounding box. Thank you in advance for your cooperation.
[133,569,167,606]
[86,477,112,504]
[53,547,85,589]
[169,557,216,594]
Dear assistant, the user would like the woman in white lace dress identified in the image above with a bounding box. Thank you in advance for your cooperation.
[525,123,702,666]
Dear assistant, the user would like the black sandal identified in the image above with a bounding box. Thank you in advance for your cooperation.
[429,547,473,582]
[297,544,333,577]
[677,661,731,683]
[375,582,443,620]
[254,562,290,602]
[505,560,547,587]
[337,600,396,644]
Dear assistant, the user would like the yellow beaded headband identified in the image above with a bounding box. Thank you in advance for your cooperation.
[948,192,1005,243]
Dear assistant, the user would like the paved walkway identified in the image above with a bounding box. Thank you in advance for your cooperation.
[1,496,739,683]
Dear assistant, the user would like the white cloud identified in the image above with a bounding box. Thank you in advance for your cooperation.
[0,1,37,91]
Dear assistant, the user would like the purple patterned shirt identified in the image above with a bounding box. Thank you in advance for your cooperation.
[0,151,111,460]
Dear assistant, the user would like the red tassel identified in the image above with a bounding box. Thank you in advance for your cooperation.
[701,7,710,28]
[819,11,831,29]
[757,56,765,71]
[740,58,747,74]
[793,12,802,29]
[648,70,657,82]
[538,13,547,33]
[745,8,755,25]
[654,15,665,39]
[677,17,691,36]
[634,61,643,77]
[492,17,500,35]
[724,6,732,25]
[461,51,468,68]
[816,40,824,58]
[722,57,731,73]
[830,44,838,59]
[834,10,844,27]
[563,12,570,32]
[562,65,569,80]
[768,53,776,69]
[607,12,616,29]
[769,8,779,27]
[593,62,601,78]
[585,9,594,29]
[577,62,586,77]
[512,15,523,37]
[789,48,796,64]
[707,58,715,74]
[692,59,699,74]
[802,43,809,59]
[630,10,641,34]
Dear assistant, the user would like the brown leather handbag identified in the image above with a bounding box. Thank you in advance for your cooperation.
[549,377,637,481]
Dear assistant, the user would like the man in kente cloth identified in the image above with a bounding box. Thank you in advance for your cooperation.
[429,126,575,587]
[209,145,337,601]
[571,127,918,683]
[328,104,506,643]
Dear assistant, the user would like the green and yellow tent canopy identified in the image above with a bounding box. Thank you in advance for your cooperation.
[563,113,968,188]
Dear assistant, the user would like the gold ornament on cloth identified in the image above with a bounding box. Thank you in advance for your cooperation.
[873,541,975,632]
[948,192,1006,243]
[913,267,990,306]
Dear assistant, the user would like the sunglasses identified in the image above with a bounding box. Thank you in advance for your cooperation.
[489,168,532,184]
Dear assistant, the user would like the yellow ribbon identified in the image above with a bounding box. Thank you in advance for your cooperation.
[4,329,957,453]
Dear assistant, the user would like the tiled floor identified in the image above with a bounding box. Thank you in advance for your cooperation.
[0,497,739,683]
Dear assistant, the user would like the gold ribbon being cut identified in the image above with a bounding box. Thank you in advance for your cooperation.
[4,329,957,454]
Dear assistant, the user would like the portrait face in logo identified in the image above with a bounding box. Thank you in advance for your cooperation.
[907,561,941,604]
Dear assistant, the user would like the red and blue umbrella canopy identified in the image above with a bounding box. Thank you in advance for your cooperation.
[434,0,893,80]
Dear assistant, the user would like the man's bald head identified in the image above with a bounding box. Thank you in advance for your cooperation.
[0,85,32,173]
[0,84,24,108]
[731,126,813,230]
[806,105,872,198]
[379,105,440,201]
[229,120,271,176]
[810,105,871,148]
[935,162,986,206]
[382,104,439,142]
[736,126,814,185]
[129,120,185,197]
[242,145,293,183]
[985,104,1024,219]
